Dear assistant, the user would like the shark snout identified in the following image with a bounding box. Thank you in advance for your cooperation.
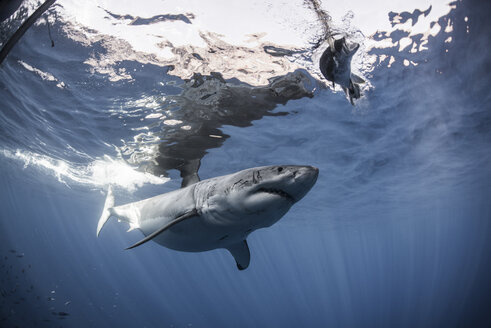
[295,165,319,185]
[285,165,319,202]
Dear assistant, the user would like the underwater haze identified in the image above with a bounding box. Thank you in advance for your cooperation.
[1,0,491,327]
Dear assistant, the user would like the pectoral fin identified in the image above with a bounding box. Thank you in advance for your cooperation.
[226,240,250,270]
[125,209,199,250]
[348,42,360,56]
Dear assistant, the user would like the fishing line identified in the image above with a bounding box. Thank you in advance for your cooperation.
[45,15,54,47]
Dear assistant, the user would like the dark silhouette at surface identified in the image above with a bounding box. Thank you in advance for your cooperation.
[319,36,364,105]
[146,70,314,186]
[102,8,195,25]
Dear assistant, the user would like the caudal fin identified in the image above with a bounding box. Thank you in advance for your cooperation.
[97,186,115,237]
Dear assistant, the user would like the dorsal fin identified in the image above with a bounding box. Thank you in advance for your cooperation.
[180,159,201,188]
[181,173,200,188]
[125,209,199,250]
[226,240,251,270]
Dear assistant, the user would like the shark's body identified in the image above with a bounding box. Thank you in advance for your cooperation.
[97,165,318,270]
[319,37,364,105]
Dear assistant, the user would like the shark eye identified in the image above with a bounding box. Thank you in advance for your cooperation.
[277,167,283,173]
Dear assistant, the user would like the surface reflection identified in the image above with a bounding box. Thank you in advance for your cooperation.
[137,69,315,186]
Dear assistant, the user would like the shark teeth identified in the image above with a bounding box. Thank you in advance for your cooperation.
[257,188,294,203]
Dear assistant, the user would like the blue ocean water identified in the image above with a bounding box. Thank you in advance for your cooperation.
[1,0,491,327]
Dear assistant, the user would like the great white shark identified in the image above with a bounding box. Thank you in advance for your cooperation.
[97,165,318,270]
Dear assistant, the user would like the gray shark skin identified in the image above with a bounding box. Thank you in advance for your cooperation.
[319,37,364,105]
[97,165,318,270]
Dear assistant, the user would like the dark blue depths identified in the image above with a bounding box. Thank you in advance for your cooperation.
[1,0,491,327]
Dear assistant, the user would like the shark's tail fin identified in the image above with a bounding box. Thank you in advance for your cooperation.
[345,79,362,105]
[97,186,115,237]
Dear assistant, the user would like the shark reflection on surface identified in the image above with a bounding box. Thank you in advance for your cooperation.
[134,69,315,186]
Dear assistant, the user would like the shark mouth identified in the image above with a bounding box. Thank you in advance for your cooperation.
[257,188,294,203]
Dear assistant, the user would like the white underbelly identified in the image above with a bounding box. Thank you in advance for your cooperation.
[139,215,243,252]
